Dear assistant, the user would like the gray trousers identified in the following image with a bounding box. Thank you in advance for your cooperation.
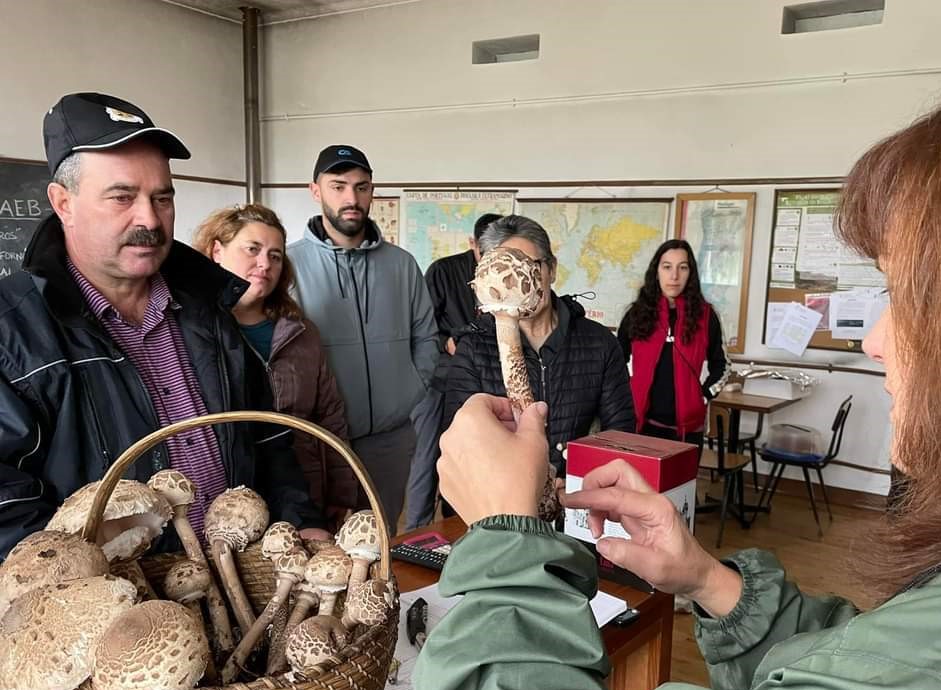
[405,387,444,530]
[352,421,416,536]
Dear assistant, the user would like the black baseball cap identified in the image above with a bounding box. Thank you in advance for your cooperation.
[313,145,372,180]
[43,92,191,175]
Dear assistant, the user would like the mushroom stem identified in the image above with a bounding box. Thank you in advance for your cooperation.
[492,312,534,414]
[268,588,319,674]
[174,510,235,653]
[221,576,296,683]
[318,589,340,618]
[212,539,256,634]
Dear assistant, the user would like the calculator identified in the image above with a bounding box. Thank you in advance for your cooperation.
[391,531,452,571]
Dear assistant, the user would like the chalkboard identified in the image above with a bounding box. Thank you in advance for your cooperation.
[0,158,52,278]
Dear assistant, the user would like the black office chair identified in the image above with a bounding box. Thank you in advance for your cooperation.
[756,396,852,536]
[699,406,752,548]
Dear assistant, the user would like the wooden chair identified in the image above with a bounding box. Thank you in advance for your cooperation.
[699,406,752,548]
[707,403,761,490]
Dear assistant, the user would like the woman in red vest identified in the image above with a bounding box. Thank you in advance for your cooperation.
[617,239,729,445]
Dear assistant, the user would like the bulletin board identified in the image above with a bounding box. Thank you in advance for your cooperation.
[763,189,886,353]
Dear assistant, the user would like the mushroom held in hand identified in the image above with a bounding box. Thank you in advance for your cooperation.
[148,469,234,653]
[335,510,381,591]
[204,486,269,633]
[304,549,353,618]
[0,530,109,619]
[340,578,397,632]
[46,479,172,599]
[91,600,210,690]
[0,575,137,690]
[221,548,307,683]
[285,615,348,680]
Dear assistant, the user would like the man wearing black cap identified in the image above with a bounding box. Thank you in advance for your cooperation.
[289,145,438,532]
[0,92,325,558]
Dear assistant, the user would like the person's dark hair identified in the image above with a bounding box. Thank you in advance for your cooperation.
[473,213,504,241]
[836,106,941,600]
[478,215,556,269]
[622,239,704,344]
[192,203,302,321]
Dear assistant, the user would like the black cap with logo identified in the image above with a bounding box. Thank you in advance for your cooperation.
[43,92,191,175]
[313,145,372,180]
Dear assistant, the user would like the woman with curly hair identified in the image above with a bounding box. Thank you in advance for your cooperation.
[617,239,728,445]
[193,204,355,532]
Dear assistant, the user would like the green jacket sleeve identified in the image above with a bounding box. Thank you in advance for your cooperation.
[414,514,610,690]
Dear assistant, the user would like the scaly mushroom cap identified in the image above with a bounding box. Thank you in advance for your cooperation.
[276,549,309,582]
[91,600,209,690]
[46,480,172,561]
[204,486,269,551]
[0,575,137,690]
[262,521,304,560]
[472,246,544,318]
[305,551,353,594]
[334,511,381,562]
[285,615,348,676]
[0,530,109,619]
[345,579,397,627]
[163,560,211,604]
[146,470,196,509]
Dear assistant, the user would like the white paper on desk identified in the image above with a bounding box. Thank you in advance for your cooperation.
[386,584,627,689]
[767,302,821,356]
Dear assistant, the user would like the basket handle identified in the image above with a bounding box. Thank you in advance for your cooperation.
[80,410,391,580]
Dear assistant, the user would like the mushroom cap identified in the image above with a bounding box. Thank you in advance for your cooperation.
[204,486,269,551]
[345,579,397,627]
[146,470,196,509]
[334,511,381,562]
[0,530,109,619]
[471,246,544,318]
[275,549,309,583]
[162,560,211,604]
[46,480,172,561]
[285,615,348,676]
[91,600,209,690]
[0,575,137,690]
[305,551,353,594]
[262,521,304,560]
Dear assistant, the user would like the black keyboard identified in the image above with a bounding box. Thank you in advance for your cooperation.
[390,542,450,571]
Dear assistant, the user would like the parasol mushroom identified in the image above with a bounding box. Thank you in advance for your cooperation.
[220,548,307,683]
[472,246,562,521]
[334,510,381,591]
[0,530,109,619]
[284,615,348,680]
[260,522,307,675]
[46,479,172,599]
[304,548,352,618]
[91,599,210,690]
[204,486,269,634]
[0,575,137,690]
[339,578,397,633]
[163,560,210,621]
[147,469,234,653]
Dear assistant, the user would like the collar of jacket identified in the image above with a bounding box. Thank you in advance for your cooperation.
[306,215,383,251]
[22,214,249,327]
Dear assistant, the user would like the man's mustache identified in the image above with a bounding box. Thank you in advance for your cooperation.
[122,227,167,248]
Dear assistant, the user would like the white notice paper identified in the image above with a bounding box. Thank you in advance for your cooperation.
[770,263,795,283]
[772,246,797,263]
[797,212,840,279]
[774,225,800,247]
[829,288,888,339]
[765,302,788,343]
[767,302,822,356]
[777,209,802,226]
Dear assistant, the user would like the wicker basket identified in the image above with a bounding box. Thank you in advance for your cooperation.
[80,411,399,690]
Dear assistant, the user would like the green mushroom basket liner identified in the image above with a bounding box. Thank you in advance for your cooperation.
[80,410,399,690]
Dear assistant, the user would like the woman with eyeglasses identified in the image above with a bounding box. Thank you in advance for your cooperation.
[617,239,729,447]
[443,214,635,478]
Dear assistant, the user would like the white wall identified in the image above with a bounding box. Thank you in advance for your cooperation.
[259,0,941,494]
[0,0,246,237]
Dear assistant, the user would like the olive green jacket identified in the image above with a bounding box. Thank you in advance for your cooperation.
[415,515,941,689]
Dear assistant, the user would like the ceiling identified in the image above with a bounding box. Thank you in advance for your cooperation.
[161,0,423,24]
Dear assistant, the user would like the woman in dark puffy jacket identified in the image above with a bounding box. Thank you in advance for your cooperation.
[193,204,355,532]
[443,215,635,476]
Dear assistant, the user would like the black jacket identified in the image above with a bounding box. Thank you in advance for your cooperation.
[426,249,478,391]
[443,295,636,474]
[0,216,323,558]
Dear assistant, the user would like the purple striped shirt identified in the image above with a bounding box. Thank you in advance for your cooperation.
[68,260,228,540]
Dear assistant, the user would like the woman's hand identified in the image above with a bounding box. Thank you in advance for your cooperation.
[437,394,549,525]
[563,459,743,618]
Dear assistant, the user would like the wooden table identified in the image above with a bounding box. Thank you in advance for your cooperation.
[393,517,675,690]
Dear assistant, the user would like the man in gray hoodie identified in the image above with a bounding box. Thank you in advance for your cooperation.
[288,145,438,531]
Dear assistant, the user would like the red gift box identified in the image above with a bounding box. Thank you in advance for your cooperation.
[564,431,699,592]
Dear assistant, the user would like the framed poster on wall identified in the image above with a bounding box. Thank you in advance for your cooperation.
[674,192,756,354]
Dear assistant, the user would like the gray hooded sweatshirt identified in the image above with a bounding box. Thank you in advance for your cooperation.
[288,216,439,440]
